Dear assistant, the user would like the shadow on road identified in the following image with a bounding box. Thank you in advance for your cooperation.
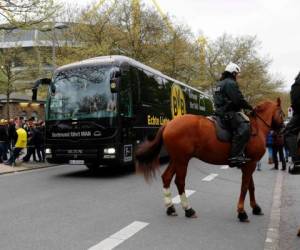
[54,156,169,179]
[56,165,136,179]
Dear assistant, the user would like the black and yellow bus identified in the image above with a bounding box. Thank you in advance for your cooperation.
[33,55,213,170]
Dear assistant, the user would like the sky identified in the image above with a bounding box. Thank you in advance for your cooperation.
[62,0,300,90]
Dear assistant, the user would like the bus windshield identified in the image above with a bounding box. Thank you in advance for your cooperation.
[48,65,117,120]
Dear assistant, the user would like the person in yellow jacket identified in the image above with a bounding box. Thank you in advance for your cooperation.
[4,119,27,166]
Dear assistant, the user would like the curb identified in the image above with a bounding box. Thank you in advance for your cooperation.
[264,171,284,250]
[0,162,59,175]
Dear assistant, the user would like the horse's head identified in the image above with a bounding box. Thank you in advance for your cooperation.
[271,97,285,129]
[254,98,284,130]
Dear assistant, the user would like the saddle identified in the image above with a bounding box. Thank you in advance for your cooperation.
[207,116,232,142]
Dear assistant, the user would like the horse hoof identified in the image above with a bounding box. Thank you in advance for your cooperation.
[185,208,197,218]
[166,205,178,216]
[238,211,249,222]
[252,205,264,215]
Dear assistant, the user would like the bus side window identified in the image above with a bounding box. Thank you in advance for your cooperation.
[130,67,141,107]
[139,70,161,106]
[120,68,133,117]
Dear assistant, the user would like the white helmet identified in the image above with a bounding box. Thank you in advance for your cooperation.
[225,62,241,74]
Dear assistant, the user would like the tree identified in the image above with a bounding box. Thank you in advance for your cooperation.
[54,2,287,108]
[0,0,57,29]
[0,47,26,118]
[201,34,285,105]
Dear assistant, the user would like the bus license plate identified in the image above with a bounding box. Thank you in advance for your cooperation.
[69,160,84,165]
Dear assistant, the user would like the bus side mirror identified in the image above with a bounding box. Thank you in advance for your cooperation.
[32,78,52,101]
[110,78,120,93]
[32,88,38,101]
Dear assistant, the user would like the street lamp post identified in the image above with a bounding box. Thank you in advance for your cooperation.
[40,22,69,72]
[51,22,68,71]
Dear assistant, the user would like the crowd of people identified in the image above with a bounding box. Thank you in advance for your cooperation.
[259,129,289,171]
[0,117,45,166]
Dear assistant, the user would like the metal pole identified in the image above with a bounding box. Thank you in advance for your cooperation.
[52,22,56,71]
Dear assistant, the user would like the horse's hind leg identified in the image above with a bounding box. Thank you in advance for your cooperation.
[249,175,264,216]
[161,161,177,216]
[174,160,197,218]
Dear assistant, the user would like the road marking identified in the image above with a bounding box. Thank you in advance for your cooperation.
[88,221,149,250]
[202,173,218,181]
[264,171,284,250]
[220,165,229,169]
[172,189,195,204]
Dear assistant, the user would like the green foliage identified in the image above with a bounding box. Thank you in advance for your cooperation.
[3,0,288,113]
[54,2,287,108]
[0,0,58,29]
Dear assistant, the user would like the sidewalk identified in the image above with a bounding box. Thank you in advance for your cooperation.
[0,161,56,175]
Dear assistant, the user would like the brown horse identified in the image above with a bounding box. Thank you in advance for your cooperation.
[135,98,284,222]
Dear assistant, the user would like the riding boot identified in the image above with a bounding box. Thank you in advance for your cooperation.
[228,133,251,167]
[285,135,300,163]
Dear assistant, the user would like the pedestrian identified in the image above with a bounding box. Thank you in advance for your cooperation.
[0,119,9,162]
[22,117,37,162]
[256,160,262,171]
[4,118,27,166]
[285,72,300,169]
[266,131,274,164]
[8,118,16,149]
[213,62,253,168]
[271,129,286,170]
[284,146,289,163]
[35,120,45,162]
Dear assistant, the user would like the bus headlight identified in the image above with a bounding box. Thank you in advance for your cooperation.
[45,148,52,154]
[103,148,116,154]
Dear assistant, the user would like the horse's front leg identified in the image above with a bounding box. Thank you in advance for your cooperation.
[249,175,264,216]
[237,162,256,222]
[174,161,197,218]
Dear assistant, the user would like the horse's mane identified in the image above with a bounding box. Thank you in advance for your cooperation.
[255,99,274,110]
[252,99,276,116]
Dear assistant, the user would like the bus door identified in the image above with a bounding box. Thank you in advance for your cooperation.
[119,66,135,164]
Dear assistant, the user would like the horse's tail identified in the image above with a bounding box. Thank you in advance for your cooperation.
[135,125,165,182]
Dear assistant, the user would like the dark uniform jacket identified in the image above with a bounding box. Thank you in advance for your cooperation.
[290,73,300,115]
[0,125,8,142]
[213,77,252,117]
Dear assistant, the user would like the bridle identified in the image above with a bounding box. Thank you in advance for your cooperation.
[251,107,284,135]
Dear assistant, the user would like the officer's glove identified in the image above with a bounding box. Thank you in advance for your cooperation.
[246,104,254,111]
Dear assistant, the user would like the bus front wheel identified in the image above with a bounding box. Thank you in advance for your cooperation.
[86,163,99,171]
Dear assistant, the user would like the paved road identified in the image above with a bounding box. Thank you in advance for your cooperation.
[279,168,300,250]
[0,157,296,250]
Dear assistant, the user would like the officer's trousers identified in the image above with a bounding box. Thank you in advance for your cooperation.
[285,114,300,162]
[224,112,250,158]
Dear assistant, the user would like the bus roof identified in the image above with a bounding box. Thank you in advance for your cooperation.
[56,55,210,98]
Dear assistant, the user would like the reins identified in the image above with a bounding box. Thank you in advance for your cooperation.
[254,111,272,129]
[250,111,271,136]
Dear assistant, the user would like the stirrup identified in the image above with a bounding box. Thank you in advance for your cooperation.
[228,157,250,168]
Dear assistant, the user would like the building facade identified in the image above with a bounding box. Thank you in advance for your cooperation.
[0,93,44,120]
[0,23,70,120]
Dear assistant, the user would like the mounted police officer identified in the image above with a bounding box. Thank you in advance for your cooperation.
[285,72,300,169]
[213,62,253,167]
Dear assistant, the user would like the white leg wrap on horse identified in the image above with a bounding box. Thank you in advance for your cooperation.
[180,192,191,210]
[163,188,172,207]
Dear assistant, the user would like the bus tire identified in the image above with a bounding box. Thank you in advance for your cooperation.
[86,163,99,171]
